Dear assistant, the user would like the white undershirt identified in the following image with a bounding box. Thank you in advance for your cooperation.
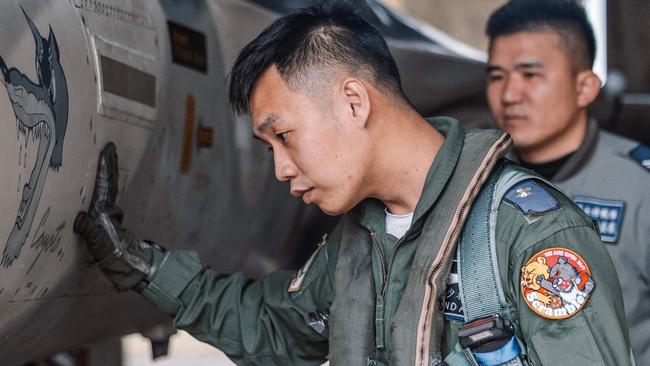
[385,208,414,239]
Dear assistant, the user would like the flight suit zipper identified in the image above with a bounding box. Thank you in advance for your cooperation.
[370,231,406,352]
[370,232,388,351]
[416,133,511,366]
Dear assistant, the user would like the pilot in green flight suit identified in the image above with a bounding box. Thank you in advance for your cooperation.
[74,3,634,365]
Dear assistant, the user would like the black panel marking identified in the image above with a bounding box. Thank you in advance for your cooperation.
[168,21,207,73]
[100,55,156,107]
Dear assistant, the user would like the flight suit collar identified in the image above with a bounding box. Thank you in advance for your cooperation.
[552,118,599,182]
[506,119,600,183]
[358,117,464,236]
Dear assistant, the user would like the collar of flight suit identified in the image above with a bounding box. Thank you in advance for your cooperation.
[357,116,464,238]
[329,119,511,366]
[506,118,600,183]
[552,118,600,182]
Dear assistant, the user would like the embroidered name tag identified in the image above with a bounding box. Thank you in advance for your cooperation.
[573,196,625,243]
[443,256,465,321]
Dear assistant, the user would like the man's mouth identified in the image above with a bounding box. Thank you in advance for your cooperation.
[504,114,526,121]
[302,189,313,204]
[504,113,526,122]
[290,187,313,202]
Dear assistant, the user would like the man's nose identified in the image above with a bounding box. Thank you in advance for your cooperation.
[502,75,523,105]
[273,151,298,182]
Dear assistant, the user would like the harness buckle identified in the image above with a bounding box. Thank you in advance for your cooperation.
[458,315,514,353]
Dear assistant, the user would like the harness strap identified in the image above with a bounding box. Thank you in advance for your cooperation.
[444,344,478,366]
[457,167,502,321]
[458,165,535,322]
[446,165,539,366]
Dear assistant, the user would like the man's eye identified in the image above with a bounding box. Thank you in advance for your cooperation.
[488,73,504,82]
[523,71,540,79]
[277,132,289,142]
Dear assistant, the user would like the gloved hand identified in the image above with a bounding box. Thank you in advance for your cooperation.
[74,143,157,292]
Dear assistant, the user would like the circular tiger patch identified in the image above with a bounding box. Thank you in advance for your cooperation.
[520,247,594,320]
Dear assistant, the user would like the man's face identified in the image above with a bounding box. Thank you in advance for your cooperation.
[487,30,583,156]
[249,66,370,215]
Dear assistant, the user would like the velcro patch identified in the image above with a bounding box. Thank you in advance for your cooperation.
[504,179,560,216]
[573,196,625,243]
[443,255,465,321]
[629,144,650,173]
[288,234,327,293]
[304,311,329,337]
[520,247,594,320]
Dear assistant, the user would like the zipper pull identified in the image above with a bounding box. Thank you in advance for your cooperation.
[375,295,385,350]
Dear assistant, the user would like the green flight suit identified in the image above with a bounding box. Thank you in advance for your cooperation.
[140,118,632,365]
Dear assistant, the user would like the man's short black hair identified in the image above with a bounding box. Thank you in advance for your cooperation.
[228,1,406,115]
[486,0,596,70]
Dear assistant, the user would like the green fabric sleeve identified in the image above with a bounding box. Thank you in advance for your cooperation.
[497,190,632,366]
[140,226,342,365]
[141,249,204,315]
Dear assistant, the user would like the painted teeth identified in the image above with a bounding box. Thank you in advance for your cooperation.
[15,121,50,141]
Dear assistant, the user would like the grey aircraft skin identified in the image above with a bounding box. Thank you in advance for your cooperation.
[0,0,491,364]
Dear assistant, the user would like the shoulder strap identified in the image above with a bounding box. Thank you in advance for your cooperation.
[458,163,538,322]
[445,164,540,366]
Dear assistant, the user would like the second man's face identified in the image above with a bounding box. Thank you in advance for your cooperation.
[486,30,583,156]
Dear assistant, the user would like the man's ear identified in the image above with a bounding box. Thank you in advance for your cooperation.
[341,77,370,128]
[576,70,601,108]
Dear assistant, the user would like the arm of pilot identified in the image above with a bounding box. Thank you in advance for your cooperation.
[74,143,339,365]
[139,226,341,365]
[497,193,633,366]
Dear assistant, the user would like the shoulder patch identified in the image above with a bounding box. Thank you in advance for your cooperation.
[520,247,594,320]
[573,196,625,243]
[504,179,560,216]
[629,144,650,173]
[288,234,328,293]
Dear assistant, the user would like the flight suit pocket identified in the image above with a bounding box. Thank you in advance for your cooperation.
[529,313,605,366]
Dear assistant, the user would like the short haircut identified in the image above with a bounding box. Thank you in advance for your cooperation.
[228,1,406,115]
[486,0,596,71]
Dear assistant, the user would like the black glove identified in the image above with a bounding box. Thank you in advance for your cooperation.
[74,143,156,292]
